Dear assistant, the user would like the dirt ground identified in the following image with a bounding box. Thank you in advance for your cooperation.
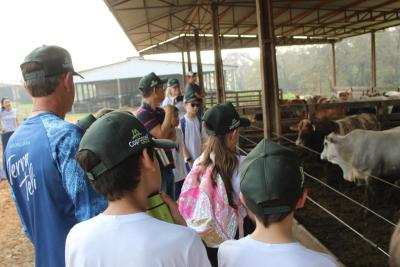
[0,179,34,267]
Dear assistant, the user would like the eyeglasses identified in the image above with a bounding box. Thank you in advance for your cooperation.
[191,103,200,108]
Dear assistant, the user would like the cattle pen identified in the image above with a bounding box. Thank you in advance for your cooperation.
[98,1,400,266]
[237,123,400,267]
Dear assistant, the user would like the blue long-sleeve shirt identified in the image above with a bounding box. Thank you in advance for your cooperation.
[4,112,106,267]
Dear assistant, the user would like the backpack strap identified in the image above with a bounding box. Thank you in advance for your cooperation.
[180,117,186,145]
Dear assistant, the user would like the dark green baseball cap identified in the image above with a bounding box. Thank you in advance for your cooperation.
[138,72,167,94]
[184,91,200,103]
[79,111,176,180]
[20,45,83,81]
[202,102,250,136]
[240,139,305,216]
[167,78,179,87]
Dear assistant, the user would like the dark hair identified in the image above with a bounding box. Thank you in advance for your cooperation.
[199,133,238,208]
[76,147,154,201]
[1,98,9,111]
[21,62,62,97]
[254,199,297,228]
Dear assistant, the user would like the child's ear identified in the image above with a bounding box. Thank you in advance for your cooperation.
[141,148,155,170]
[231,128,239,140]
[295,189,308,209]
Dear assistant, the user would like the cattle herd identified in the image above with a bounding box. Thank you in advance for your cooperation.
[286,90,400,209]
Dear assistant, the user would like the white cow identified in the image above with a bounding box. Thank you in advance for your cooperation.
[321,127,400,207]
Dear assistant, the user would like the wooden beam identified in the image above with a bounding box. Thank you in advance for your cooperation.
[256,0,281,139]
[181,50,186,81]
[211,2,225,103]
[371,32,377,90]
[282,0,370,36]
[332,42,337,88]
[186,38,192,72]
[194,29,205,98]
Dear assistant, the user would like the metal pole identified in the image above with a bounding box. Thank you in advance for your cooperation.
[194,29,205,97]
[331,42,337,88]
[211,1,225,103]
[256,0,281,139]
[371,32,377,91]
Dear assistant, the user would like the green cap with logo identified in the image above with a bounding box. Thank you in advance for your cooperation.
[167,78,179,87]
[202,102,250,136]
[240,139,304,216]
[184,91,200,103]
[138,72,167,94]
[20,45,83,81]
[79,111,176,180]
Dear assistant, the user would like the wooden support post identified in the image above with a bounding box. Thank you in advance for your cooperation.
[256,0,281,139]
[331,42,337,88]
[211,1,225,103]
[194,29,205,97]
[371,32,377,91]
[117,79,122,108]
[181,51,186,82]
[186,39,192,72]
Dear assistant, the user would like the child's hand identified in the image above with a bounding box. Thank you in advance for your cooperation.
[160,192,187,226]
[164,104,174,114]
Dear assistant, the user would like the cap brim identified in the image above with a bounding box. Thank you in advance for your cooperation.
[240,117,251,127]
[151,138,177,149]
[72,70,84,79]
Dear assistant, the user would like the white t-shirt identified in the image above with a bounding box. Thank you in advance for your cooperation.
[66,212,211,267]
[180,115,207,161]
[0,109,17,132]
[173,128,186,182]
[161,97,185,119]
[218,235,337,267]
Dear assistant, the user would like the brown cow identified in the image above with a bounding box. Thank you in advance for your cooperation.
[296,113,379,153]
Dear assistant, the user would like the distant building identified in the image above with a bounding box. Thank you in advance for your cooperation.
[73,56,237,113]
[0,83,30,104]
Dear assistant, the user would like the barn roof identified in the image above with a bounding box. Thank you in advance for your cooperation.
[103,0,400,54]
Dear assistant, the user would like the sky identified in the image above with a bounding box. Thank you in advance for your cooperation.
[0,0,137,83]
[0,0,262,84]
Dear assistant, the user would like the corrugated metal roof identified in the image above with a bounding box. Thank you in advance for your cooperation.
[103,0,400,54]
[74,56,236,83]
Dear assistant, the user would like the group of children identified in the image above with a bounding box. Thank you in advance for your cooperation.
[8,45,398,267]
[64,72,339,267]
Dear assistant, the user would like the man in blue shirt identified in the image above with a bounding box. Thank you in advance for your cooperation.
[4,45,107,267]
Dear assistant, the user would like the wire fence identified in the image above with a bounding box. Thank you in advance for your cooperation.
[248,125,400,191]
[237,132,395,257]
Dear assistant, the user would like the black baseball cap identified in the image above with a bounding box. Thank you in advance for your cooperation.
[79,111,176,180]
[167,78,179,87]
[240,139,305,216]
[20,45,83,81]
[138,72,167,94]
[202,102,250,136]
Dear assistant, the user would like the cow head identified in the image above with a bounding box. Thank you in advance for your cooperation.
[296,119,314,146]
[320,133,338,162]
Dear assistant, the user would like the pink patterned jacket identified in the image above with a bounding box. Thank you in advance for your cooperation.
[178,155,240,248]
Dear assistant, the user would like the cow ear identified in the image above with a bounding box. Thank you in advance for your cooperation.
[326,135,337,144]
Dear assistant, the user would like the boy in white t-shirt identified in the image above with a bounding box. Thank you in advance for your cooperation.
[218,139,337,267]
[66,111,210,267]
[180,91,207,170]
[171,107,186,200]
